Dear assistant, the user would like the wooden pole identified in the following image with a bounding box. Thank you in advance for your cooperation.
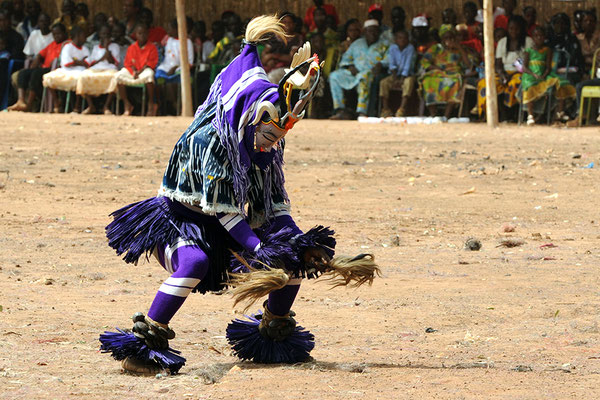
[483,0,498,127]
[175,0,193,117]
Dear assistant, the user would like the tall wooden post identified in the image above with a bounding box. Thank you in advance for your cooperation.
[483,0,498,127]
[175,0,193,117]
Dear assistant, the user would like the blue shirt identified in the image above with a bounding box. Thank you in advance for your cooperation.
[387,43,416,77]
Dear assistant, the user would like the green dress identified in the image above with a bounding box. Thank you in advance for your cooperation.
[419,44,465,106]
[521,46,575,104]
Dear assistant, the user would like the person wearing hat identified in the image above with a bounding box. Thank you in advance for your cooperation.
[329,19,389,119]
[419,24,471,119]
[368,3,392,44]
[411,15,437,55]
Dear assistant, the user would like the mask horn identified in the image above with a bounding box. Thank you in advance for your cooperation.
[250,101,279,126]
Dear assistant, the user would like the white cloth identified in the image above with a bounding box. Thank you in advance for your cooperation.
[200,40,215,64]
[495,36,534,72]
[59,42,90,71]
[115,67,155,85]
[476,7,505,24]
[23,29,53,57]
[88,43,120,71]
[157,36,193,73]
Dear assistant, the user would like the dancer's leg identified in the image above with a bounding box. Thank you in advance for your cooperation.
[267,278,301,316]
[147,239,209,325]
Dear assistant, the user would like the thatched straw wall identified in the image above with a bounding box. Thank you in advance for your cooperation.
[40,0,599,32]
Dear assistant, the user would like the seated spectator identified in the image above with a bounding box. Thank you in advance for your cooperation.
[85,12,108,51]
[122,0,143,37]
[463,2,480,40]
[16,0,41,40]
[460,23,483,55]
[339,18,361,57]
[442,8,458,26]
[391,7,406,34]
[379,30,416,117]
[8,0,24,28]
[76,24,120,114]
[111,21,132,67]
[1,9,25,107]
[43,25,90,113]
[155,18,193,114]
[576,11,600,76]
[307,7,338,49]
[261,12,302,83]
[208,13,243,65]
[411,15,437,55]
[9,22,66,112]
[304,0,338,32]
[329,19,389,119]
[477,16,532,118]
[523,6,538,37]
[0,9,24,56]
[494,0,516,30]
[75,2,88,23]
[548,13,585,83]
[22,12,52,58]
[136,8,166,46]
[419,25,470,118]
[115,23,158,116]
[53,0,86,34]
[521,26,576,125]
[368,3,392,44]
[191,20,213,65]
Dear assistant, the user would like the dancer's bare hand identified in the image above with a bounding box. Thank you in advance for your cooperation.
[303,247,331,272]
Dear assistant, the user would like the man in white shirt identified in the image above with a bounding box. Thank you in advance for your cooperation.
[22,13,52,57]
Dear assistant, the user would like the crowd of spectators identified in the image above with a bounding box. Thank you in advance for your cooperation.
[1,0,599,124]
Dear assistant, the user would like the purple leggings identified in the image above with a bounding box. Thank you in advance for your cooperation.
[147,240,300,325]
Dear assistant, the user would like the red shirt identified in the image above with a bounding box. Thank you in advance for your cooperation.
[466,22,480,40]
[462,38,483,55]
[124,41,158,74]
[38,40,64,68]
[304,4,339,31]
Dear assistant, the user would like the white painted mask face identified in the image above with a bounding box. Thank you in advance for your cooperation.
[254,118,288,153]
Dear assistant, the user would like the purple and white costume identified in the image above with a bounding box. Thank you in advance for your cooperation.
[99,21,334,371]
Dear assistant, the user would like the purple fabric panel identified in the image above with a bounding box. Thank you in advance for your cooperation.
[147,291,186,325]
[269,214,302,236]
[219,45,279,138]
[267,284,301,316]
[227,219,261,252]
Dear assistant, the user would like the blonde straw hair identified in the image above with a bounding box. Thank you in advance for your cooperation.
[245,14,288,44]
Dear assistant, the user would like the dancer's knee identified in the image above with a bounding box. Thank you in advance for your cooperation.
[171,246,209,280]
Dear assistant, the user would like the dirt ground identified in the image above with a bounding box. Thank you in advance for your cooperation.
[1,113,600,399]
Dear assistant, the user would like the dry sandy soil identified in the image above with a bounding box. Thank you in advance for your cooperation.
[1,113,600,399]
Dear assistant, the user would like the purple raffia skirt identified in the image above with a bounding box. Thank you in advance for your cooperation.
[105,196,238,293]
